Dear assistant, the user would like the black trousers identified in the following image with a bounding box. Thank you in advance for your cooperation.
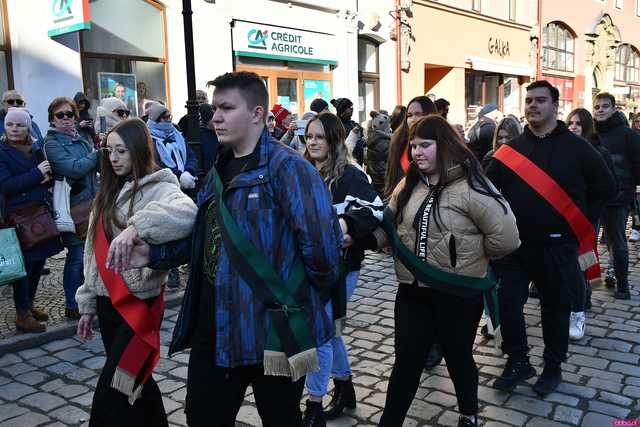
[493,244,576,365]
[90,296,168,427]
[185,347,305,427]
[379,283,484,426]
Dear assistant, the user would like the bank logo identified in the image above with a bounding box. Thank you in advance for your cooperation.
[52,0,73,18]
[248,29,269,50]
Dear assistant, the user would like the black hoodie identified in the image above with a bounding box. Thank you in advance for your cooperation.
[595,111,640,206]
[486,121,615,246]
[73,92,96,143]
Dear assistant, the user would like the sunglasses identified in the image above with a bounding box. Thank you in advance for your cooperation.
[161,113,172,121]
[54,111,75,119]
[116,109,131,118]
[5,99,24,107]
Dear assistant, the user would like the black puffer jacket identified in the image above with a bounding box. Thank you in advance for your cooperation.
[595,112,640,206]
[366,130,390,196]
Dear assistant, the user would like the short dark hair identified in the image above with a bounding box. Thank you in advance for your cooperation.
[208,71,269,114]
[434,98,450,110]
[47,96,79,123]
[526,80,560,104]
[595,92,616,107]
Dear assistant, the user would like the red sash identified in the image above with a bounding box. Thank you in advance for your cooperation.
[493,145,600,280]
[94,217,164,403]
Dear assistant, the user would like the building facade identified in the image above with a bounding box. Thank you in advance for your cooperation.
[0,0,398,131]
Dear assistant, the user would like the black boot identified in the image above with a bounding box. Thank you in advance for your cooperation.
[303,399,326,427]
[424,342,443,370]
[493,357,536,392]
[615,282,631,300]
[533,363,562,397]
[458,415,478,427]
[325,378,356,420]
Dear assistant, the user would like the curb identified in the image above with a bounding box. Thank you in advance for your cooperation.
[0,291,184,356]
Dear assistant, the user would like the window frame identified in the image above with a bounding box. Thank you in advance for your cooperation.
[637,0,640,17]
[357,37,380,123]
[508,0,516,22]
[615,44,640,84]
[0,0,14,90]
[542,22,575,73]
[472,0,481,12]
[614,0,624,10]
[79,0,170,109]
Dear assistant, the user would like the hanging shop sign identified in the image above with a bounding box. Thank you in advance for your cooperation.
[48,0,91,37]
[232,20,338,66]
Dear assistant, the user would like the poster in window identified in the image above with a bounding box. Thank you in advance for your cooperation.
[303,80,332,112]
[98,72,138,117]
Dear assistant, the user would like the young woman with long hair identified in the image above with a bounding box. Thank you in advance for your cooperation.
[75,118,197,426]
[384,96,437,199]
[480,116,523,170]
[301,113,383,426]
[375,115,519,427]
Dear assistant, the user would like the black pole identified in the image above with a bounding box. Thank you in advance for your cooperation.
[182,0,201,171]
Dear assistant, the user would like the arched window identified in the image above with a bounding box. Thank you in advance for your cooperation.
[0,0,12,93]
[542,22,575,73]
[615,44,640,84]
[81,0,168,118]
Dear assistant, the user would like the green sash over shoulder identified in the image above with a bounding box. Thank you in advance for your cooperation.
[211,168,318,381]
[380,208,502,348]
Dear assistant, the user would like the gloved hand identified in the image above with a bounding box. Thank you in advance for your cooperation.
[179,171,197,190]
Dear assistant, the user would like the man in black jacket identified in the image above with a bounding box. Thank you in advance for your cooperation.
[594,92,640,300]
[486,81,615,397]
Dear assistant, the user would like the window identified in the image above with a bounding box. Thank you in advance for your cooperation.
[0,0,12,94]
[637,0,640,17]
[542,22,575,73]
[615,44,640,84]
[472,0,481,12]
[615,0,624,9]
[357,38,380,123]
[81,0,168,117]
[509,0,516,21]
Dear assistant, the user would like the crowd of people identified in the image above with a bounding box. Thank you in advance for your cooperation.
[0,71,639,427]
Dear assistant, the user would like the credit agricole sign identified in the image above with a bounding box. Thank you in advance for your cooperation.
[232,20,338,66]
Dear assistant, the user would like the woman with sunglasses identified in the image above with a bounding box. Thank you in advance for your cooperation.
[94,97,130,142]
[44,97,99,320]
[1,90,46,147]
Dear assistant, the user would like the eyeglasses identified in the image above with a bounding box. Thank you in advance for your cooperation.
[116,109,131,118]
[161,113,172,121]
[54,111,75,119]
[5,99,24,107]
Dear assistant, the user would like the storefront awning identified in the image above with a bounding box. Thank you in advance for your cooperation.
[465,56,532,77]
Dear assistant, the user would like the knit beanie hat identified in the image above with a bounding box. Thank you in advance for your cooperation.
[199,103,214,124]
[330,98,353,117]
[4,107,32,131]
[147,103,170,122]
[310,98,329,114]
[271,104,291,130]
[100,97,127,114]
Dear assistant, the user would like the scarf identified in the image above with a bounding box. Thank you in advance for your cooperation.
[147,120,187,172]
[94,217,164,404]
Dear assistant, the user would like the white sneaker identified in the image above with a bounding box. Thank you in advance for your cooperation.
[569,312,586,340]
[630,229,640,242]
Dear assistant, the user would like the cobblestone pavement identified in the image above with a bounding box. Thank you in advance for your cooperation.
[1,250,640,426]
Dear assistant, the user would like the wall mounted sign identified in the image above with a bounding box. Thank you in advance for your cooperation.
[48,0,91,37]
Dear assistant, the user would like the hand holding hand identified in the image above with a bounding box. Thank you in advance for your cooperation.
[126,237,151,270]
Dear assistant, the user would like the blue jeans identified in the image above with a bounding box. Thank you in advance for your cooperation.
[63,239,85,310]
[13,260,46,314]
[306,271,359,398]
[601,206,630,289]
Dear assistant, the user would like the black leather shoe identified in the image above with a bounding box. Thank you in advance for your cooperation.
[458,415,478,427]
[424,343,443,370]
[325,378,356,420]
[533,363,562,397]
[303,399,326,427]
[493,357,536,392]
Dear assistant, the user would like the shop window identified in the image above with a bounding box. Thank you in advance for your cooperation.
[357,38,380,124]
[81,0,168,117]
[542,22,575,73]
[0,0,12,94]
[615,44,640,84]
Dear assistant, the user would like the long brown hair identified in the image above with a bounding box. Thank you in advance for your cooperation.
[384,96,436,199]
[304,113,352,191]
[394,115,506,227]
[566,108,596,142]
[89,118,159,242]
[492,116,523,151]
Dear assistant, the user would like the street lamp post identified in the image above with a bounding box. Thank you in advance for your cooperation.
[182,0,201,167]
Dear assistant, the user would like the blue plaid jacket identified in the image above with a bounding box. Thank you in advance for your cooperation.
[162,131,342,367]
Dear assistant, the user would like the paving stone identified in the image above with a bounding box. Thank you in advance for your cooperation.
[0,382,37,400]
[598,349,640,364]
[16,348,46,359]
[29,356,60,368]
[506,394,553,417]
[80,356,106,370]
[0,403,28,422]
[553,405,583,425]
[0,362,37,377]
[526,417,570,427]
[480,406,528,426]
[0,412,50,426]
[159,379,184,394]
[556,383,597,399]
[49,405,89,424]
[425,391,457,408]
[581,412,616,427]
[0,355,21,368]
[42,339,80,353]
[566,354,608,370]
[609,361,640,377]
[599,391,633,407]
[622,385,640,398]
[405,400,441,421]
[14,370,49,386]
[45,362,77,376]
[40,379,66,393]
[20,392,66,411]
[54,384,88,398]
[586,377,623,393]
[588,400,630,419]
[53,348,93,363]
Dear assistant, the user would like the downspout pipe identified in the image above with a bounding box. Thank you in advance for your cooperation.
[395,0,402,104]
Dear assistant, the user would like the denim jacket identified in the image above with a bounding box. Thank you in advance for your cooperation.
[155,131,342,367]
